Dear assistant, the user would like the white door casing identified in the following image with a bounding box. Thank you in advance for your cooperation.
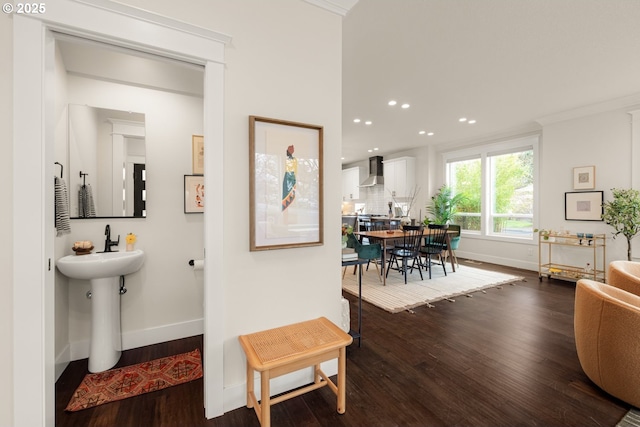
[12,1,229,424]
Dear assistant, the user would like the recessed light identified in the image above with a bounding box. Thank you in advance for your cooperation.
[459,117,467,122]
[419,131,426,135]
[401,103,410,109]
[388,100,397,106]
[365,121,372,125]
[367,149,373,153]
[353,118,361,123]
[341,157,345,160]
[373,147,379,151]
[468,119,476,124]
[427,132,434,136]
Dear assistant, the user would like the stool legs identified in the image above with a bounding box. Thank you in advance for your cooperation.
[246,361,254,408]
[260,370,271,427]
[337,347,347,414]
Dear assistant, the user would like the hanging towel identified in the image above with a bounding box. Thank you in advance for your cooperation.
[79,184,96,218]
[54,176,71,236]
[85,184,96,217]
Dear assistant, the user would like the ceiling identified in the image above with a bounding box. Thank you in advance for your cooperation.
[341,0,640,163]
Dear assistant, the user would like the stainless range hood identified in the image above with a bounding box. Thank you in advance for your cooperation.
[359,156,384,187]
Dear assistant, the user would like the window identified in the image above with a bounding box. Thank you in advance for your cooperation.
[447,157,481,231]
[444,135,538,239]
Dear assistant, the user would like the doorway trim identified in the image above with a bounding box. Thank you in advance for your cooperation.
[12,1,229,424]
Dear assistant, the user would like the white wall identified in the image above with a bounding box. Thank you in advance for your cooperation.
[538,108,634,263]
[0,10,13,427]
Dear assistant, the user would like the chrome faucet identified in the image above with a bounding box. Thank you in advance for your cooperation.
[103,224,120,252]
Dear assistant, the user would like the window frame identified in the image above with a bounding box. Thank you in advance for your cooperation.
[442,134,540,242]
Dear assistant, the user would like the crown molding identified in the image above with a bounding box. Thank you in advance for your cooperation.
[434,123,542,153]
[72,0,232,44]
[302,0,359,16]
[536,92,640,126]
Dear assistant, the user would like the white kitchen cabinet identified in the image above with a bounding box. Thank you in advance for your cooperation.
[383,157,415,198]
[342,167,362,201]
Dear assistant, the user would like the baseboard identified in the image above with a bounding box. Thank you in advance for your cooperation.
[55,343,71,381]
[69,318,204,361]
[223,359,338,412]
[456,250,538,272]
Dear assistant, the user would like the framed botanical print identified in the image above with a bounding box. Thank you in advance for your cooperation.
[573,165,595,190]
[192,135,204,175]
[184,175,204,213]
[565,191,603,221]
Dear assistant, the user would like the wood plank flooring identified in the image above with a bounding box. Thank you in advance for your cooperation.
[56,260,630,426]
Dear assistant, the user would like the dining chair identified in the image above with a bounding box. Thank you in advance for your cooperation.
[386,224,424,284]
[420,224,448,279]
[344,233,383,282]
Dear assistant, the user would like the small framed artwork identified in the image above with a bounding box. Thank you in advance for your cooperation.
[192,135,204,175]
[184,175,204,214]
[565,191,603,221]
[573,165,595,190]
[249,116,323,251]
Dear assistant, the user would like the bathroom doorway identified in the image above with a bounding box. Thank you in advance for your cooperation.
[12,4,228,424]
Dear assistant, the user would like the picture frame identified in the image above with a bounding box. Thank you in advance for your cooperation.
[184,175,204,214]
[565,191,603,221]
[192,135,204,175]
[573,165,595,190]
[249,116,323,251]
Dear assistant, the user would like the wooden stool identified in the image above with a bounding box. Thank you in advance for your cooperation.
[238,317,353,427]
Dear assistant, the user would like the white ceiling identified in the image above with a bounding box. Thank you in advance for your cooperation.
[341,0,640,163]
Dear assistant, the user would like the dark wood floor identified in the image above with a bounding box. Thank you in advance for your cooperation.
[56,260,629,426]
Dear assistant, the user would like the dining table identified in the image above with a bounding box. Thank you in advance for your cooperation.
[354,228,458,286]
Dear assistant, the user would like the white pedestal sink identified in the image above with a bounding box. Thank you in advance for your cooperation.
[57,250,144,372]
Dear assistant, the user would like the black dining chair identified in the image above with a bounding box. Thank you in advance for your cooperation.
[420,224,448,279]
[386,224,424,284]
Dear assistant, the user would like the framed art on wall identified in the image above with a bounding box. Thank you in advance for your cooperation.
[184,175,204,213]
[573,165,595,190]
[565,191,603,221]
[192,135,204,175]
[249,116,323,251]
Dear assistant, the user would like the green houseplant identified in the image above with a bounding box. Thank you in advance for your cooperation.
[602,188,640,261]
[424,185,466,226]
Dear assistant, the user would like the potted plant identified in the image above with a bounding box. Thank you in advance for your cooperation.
[534,229,555,242]
[341,223,354,249]
[424,185,466,226]
[602,188,640,261]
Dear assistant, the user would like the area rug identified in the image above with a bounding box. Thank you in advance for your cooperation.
[66,349,203,411]
[618,409,640,427]
[342,262,524,313]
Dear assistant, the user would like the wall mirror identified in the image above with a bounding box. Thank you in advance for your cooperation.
[68,104,146,218]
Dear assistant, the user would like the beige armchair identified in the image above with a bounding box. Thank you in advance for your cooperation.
[574,279,640,408]
[608,260,640,296]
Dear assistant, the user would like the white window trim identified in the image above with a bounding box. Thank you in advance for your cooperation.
[442,134,540,242]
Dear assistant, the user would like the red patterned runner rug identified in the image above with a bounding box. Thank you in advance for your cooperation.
[66,348,203,411]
